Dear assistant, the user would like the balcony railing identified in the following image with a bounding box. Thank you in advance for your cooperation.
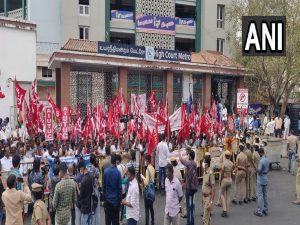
[0,8,26,20]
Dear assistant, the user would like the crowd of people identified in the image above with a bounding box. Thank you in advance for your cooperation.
[0,111,298,225]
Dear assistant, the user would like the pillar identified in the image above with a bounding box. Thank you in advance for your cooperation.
[105,0,110,41]
[236,76,245,89]
[195,0,202,52]
[182,73,193,102]
[203,74,212,108]
[60,63,71,107]
[118,67,128,101]
[165,70,174,114]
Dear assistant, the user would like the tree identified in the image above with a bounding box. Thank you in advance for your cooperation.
[227,0,300,117]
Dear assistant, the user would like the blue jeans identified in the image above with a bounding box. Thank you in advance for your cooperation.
[92,191,100,225]
[257,184,268,214]
[288,149,296,175]
[0,207,3,225]
[159,167,166,192]
[81,213,93,225]
[186,189,195,225]
[127,218,137,225]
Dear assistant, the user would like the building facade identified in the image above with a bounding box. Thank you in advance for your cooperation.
[0,17,36,124]
[1,0,234,114]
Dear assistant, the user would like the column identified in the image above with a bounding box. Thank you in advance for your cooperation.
[60,63,71,107]
[195,0,202,52]
[55,68,61,107]
[182,73,193,102]
[236,76,245,89]
[203,74,212,108]
[118,67,128,101]
[105,0,110,41]
[165,70,174,113]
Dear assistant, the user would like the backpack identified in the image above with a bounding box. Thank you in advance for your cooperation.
[145,168,155,203]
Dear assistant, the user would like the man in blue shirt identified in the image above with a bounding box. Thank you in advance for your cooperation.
[103,154,122,225]
[254,148,270,217]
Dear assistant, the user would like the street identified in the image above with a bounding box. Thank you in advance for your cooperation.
[25,157,298,225]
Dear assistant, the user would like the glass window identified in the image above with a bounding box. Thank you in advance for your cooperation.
[217,38,225,53]
[79,26,89,40]
[79,0,89,5]
[217,4,225,29]
[42,67,52,78]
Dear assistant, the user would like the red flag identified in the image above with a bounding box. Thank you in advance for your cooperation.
[211,99,217,119]
[75,108,82,137]
[24,100,32,135]
[165,118,171,141]
[148,90,157,112]
[228,114,235,132]
[0,87,5,99]
[48,93,62,122]
[15,78,26,116]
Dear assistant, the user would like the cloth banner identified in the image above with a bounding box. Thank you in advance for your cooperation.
[111,10,134,21]
[175,18,195,27]
[45,107,53,141]
[61,107,69,140]
[136,14,176,35]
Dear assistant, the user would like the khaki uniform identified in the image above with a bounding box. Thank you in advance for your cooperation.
[252,151,261,198]
[245,149,254,200]
[202,168,215,225]
[296,159,300,200]
[220,159,233,212]
[234,151,247,202]
[32,199,50,225]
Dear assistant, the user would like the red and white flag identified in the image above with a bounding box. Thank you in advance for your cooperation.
[45,107,54,141]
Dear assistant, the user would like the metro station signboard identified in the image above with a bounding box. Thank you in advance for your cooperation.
[98,41,191,63]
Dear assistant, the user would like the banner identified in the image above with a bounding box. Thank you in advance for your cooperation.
[111,10,134,21]
[61,107,69,140]
[136,14,176,35]
[131,93,146,114]
[237,88,249,110]
[45,107,53,141]
[98,41,191,62]
[175,18,195,27]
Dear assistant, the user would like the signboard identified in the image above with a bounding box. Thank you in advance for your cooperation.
[136,14,176,35]
[111,10,133,21]
[237,88,249,112]
[61,107,69,140]
[175,18,195,27]
[45,107,53,141]
[98,41,191,62]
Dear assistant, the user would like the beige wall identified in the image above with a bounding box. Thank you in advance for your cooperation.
[61,0,105,46]
[201,0,231,57]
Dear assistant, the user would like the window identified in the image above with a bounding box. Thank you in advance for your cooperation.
[217,4,225,28]
[79,26,89,40]
[42,67,52,78]
[79,0,89,15]
[217,38,225,53]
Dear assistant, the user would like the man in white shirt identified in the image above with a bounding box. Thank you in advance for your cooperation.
[157,134,169,194]
[0,126,9,142]
[97,139,106,156]
[283,115,291,140]
[164,164,183,225]
[110,139,120,153]
[122,166,140,225]
[1,146,13,175]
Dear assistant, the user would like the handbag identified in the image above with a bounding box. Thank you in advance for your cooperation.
[145,168,155,203]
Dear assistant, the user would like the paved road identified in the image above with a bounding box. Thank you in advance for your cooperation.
[24,158,299,225]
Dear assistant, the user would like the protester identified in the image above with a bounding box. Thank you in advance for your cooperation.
[77,160,93,225]
[103,154,122,225]
[122,166,140,225]
[157,134,169,194]
[274,114,282,138]
[179,148,198,225]
[2,174,32,225]
[283,115,291,139]
[48,164,60,225]
[292,155,300,205]
[164,163,183,225]
[29,157,45,190]
[0,178,4,225]
[0,146,12,176]
[31,183,51,225]
[10,154,22,190]
[53,162,76,225]
[143,154,155,225]
[89,154,100,225]
[254,148,269,217]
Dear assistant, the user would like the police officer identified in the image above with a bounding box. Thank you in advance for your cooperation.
[245,142,254,202]
[31,183,51,225]
[220,150,233,217]
[252,144,261,201]
[202,153,215,225]
[232,143,248,205]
